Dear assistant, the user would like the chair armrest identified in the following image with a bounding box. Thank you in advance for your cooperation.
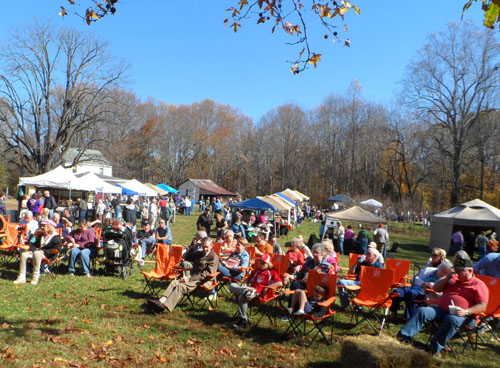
[318,296,336,307]
[344,285,361,292]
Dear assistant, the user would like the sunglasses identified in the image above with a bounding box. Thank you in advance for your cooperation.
[431,253,440,256]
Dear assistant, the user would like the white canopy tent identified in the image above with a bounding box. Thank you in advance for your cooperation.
[19,166,90,191]
[122,179,158,197]
[258,195,294,223]
[77,172,122,194]
[430,199,500,252]
[360,199,383,208]
[282,189,305,202]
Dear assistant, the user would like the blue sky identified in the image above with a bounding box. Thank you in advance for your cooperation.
[0,1,486,122]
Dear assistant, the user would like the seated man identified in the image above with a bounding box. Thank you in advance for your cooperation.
[136,221,155,266]
[65,219,97,277]
[337,248,384,310]
[390,263,450,320]
[229,254,283,328]
[19,210,39,243]
[156,219,172,245]
[60,208,75,238]
[396,258,488,355]
[218,237,250,281]
[473,252,500,278]
[147,237,219,313]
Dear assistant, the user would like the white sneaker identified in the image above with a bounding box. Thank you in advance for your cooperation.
[13,277,26,284]
[139,260,145,267]
[293,309,305,316]
[85,273,91,278]
[30,278,39,285]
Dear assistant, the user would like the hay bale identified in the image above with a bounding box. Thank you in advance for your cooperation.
[341,335,431,368]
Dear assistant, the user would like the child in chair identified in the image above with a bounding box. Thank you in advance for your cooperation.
[288,284,328,318]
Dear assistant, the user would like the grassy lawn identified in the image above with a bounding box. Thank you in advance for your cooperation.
[0,213,498,367]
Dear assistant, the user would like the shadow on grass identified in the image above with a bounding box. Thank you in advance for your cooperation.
[306,362,342,368]
[121,289,147,300]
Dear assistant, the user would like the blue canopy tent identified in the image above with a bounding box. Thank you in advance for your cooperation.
[116,184,139,196]
[229,198,278,212]
[230,198,279,237]
[157,183,179,194]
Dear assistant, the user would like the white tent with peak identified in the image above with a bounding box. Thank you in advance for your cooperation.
[121,179,158,197]
[19,166,91,191]
[430,199,500,252]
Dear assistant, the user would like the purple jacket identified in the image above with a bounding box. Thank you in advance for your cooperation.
[67,229,96,249]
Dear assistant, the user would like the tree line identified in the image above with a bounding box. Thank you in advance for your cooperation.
[0,21,499,212]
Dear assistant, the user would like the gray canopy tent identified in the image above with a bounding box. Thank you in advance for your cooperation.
[430,199,500,252]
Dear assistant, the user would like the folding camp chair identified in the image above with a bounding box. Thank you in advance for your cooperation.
[385,258,411,288]
[212,242,222,258]
[248,256,288,326]
[246,246,256,263]
[39,249,61,280]
[141,244,183,297]
[462,275,500,350]
[283,270,337,346]
[0,223,26,265]
[338,253,361,279]
[349,266,394,335]
[184,272,220,310]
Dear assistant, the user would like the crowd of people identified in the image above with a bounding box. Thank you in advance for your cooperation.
[2,190,499,359]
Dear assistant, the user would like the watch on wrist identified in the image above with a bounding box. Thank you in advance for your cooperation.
[465,309,469,316]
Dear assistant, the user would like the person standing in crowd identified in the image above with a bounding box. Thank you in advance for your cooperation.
[197,207,213,236]
[344,224,355,254]
[336,221,345,255]
[96,199,107,224]
[27,193,41,219]
[78,197,88,220]
[42,190,57,217]
[357,226,370,254]
[476,231,489,260]
[184,196,191,216]
[149,198,158,229]
[373,223,389,259]
[0,191,6,217]
[60,208,75,238]
[111,195,121,221]
[122,198,137,231]
[487,232,498,254]
[450,229,464,257]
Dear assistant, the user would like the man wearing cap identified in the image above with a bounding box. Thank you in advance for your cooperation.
[218,238,250,281]
[136,221,156,266]
[147,237,219,313]
[473,252,500,278]
[397,257,488,355]
[373,223,389,259]
[229,254,282,328]
[196,207,213,236]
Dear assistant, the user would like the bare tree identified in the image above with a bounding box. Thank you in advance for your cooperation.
[401,22,500,206]
[0,21,127,174]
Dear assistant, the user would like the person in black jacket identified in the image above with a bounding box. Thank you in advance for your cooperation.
[122,198,137,230]
[13,219,62,285]
[196,207,213,235]
[42,190,57,217]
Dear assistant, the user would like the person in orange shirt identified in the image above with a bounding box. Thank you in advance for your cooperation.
[254,233,273,256]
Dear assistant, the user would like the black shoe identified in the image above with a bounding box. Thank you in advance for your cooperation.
[396,332,412,344]
[147,298,166,313]
[232,319,248,329]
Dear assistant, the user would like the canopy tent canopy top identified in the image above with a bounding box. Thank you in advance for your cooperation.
[19,166,90,191]
[145,183,168,196]
[325,205,387,225]
[360,199,383,208]
[229,198,278,212]
[157,183,179,194]
[275,192,297,206]
[328,194,355,203]
[116,184,139,196]
[121,179,158,197]
[76,172,122,194]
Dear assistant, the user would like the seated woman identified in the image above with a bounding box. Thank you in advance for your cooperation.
[286,238,305,274]
[254,233,273,256]
[390,263,451,320]
[14,219,62,285]
[288,284,328,317]
[322,239,338,273]
[425,247,452,268]
[65,219,97,277]
[336,248,383,311]
[214,213,229,238]
[218,237,250,280]
[291,244,335,291]
[221,229,238,255]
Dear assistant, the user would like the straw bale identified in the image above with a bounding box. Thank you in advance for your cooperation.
[341,334,431,368]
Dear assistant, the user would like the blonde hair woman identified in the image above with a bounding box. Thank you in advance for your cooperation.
[14,219,62,285]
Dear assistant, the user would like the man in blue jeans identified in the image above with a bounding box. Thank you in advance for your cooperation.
[397,258,488,355]
[66,219,97,277]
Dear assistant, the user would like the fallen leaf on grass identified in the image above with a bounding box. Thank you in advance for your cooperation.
[1,322,10,328]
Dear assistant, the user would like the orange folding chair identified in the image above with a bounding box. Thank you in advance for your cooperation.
[464,275,500,349]
[284,270,337,346]
[349,266,394,335]
[185,272,221,311]
[141,244,183,297]
[385,258,411,288]
[338,253,361,279]
[271,254,290,279]
[0,223,26,264]
[246,246,256,263]
[212,242,223,258]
